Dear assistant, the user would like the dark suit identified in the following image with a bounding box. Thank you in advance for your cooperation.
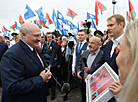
[0,40,47,102]
[90,40,119,75]
[0,42,8,87]
[41,40,60,97]
[0,42,8,62]
[77,49,103,102]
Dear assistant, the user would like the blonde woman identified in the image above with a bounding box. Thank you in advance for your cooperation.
[109,19,138,102]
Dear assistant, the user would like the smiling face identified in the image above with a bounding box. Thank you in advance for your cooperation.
[88,37,100,53]
[116,36,131,85]
[22,23,41,48]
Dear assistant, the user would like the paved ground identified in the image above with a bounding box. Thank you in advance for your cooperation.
[0,79,81,102]
[47,79,81,102]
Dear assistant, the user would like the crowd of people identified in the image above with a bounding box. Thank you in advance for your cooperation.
[0,14,138,102]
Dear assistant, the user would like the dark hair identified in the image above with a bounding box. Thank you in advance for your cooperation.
[78,29,86,34]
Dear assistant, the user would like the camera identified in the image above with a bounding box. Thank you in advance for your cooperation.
[83,20,91,34]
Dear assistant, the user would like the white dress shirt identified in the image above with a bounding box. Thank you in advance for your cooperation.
[110,33,124,58]
[72,40,89,71]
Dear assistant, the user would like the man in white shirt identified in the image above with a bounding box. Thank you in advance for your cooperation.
[72,29,89,102]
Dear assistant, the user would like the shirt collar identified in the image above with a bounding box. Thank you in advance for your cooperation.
[112,33,124,43]
[89,48,100,56]
[80,40,87,44]
[21,39,33,51]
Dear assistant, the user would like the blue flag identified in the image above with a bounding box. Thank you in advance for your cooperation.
[57,10,66,23]
[59,22,67,36]
[34,20,37,24]
[52,9,59,29]
[24,4,36,20]
[87,12,95,20]
[35,7,47,24]
[42,32,45,36]
[65,19,77,30]
[3,30,7,37]
[92,19,97,30]
[15,21,20,30]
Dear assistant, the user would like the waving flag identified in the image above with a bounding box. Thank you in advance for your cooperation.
[95,0,107,25]
[128,0,136,21]
[126,11,132,23]
[59,22,67,36]
[65,19,77,30]
[24,4,36,20]
[87,12,95,20]
[57,10,66,23]
[39,19,49,29]
[10,24,16,31]
[52,9,59,29]
[97,1,107,14]
[15,21,20,30]
[35,19,42,29]
[67,8,77,19]
[35,7,47,25]
[19,15,25,25]
[3,26,9,32]
[46,13,53,25]
[92,19,97,30]
[80,21,85,28]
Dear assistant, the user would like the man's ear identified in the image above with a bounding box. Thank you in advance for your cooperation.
[119,22,124,28]
[22,32,26,39]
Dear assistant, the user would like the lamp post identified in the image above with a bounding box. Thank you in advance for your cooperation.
[112,0,117,14]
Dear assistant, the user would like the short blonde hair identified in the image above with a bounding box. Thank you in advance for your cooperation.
[107,14,125,28]
[118,19,138,102]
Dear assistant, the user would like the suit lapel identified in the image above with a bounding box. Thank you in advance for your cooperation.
[106,41,113,62]
[91,50,103,68]
[19,40,43,69]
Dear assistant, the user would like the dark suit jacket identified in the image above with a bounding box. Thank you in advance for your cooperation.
[0,42,8,62]
[90,40,119,75]
[77,49,103,80]
[1,40,47,102]
[41,40,60,67]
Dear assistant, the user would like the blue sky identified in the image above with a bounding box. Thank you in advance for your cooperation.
[0,0,137,35]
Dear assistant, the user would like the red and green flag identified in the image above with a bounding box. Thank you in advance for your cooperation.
[128,0,136,21]
[95,0,99,25]
[10,24,16,31]
[66,8,77,19]
[80,21,88,29]
[19,15,25,25]
[97,0,107,14]
[39,19,49,29]
[35,19,42,29]
[126,11,132,23]
[46,13,53,25]
[3,26,9,31]
[95,0,107,25]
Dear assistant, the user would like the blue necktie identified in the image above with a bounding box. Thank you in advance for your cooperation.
[78,42,82,53]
